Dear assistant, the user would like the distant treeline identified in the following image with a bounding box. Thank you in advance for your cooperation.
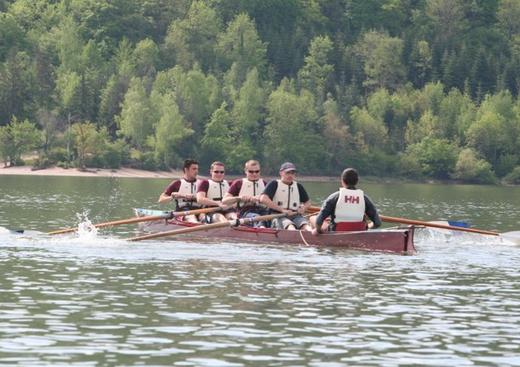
[1,0,520,184]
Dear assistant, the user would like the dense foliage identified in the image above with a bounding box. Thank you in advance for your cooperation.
[1,0,520,183]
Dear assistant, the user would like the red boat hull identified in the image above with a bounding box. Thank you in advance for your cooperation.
[137,216,416,255]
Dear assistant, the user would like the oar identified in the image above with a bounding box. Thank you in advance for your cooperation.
[383,216,520,244]
[128,212,289,242]
[47,207,221,235]
[378,215,497,235]
[308,205,520,243]
[0,227,24,234]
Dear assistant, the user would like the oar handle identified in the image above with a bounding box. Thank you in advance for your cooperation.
[172,206,221,217]
[128,212,288,242]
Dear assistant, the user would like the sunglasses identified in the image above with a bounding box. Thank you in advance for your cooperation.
[285,171,296,174]
[248,170,260,174]
[213,170,225,174]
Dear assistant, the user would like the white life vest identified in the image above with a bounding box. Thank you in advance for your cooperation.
[334,188,366,231]
[238,178,265,197]
[238,178,266,208]
[206,179,229,201]
[176,178,201,209]
[272,180,301,210]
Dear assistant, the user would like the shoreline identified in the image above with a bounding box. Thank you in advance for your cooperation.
[0,166,180,179]
[0,165,338,182]
[2,165,507,185]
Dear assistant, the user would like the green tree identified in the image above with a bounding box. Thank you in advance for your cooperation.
[405,137,458,179]
[116,77,155,149]
[98,39,136,134]
[67,0,151,51]
[438,88,475,143]
[452,148,496,184]
[320,95,353,172]
[216,13,267,87]
[149,92,194,168]
[0,13,27,61]
[132,38,159,78]
[355,31,406,91]
[0,117,41,167]
[350,106,389,151]
[405,110,444,145]
[55,16,84,72]
[297,35,334,108]
[467,92,520,172]
[497,0,520,39]
[71,121,107,169]
[264,80,325,172]
[164,1,221,71]
[6,0,59,33]
[201,102,251,172]
[0,51,36,123]
[503,166,520,184]
[410,40,433,88]
[140,0,191,40]
[466,110,503,168]
[425,0,467,47]
[98,74,130,136]
[55,70,82,120]
[231,68,266,150]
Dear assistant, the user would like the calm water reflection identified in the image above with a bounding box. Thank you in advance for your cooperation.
[1,175,520,366]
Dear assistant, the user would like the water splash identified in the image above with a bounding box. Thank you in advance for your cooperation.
[75,211,98,238]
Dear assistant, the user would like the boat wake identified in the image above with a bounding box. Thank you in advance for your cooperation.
[416,227,518,247]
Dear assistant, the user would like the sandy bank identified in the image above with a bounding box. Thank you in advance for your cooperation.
[0,166,180,179]
[0,165,338,182]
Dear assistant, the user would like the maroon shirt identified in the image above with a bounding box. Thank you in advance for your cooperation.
[227,179,267,196]
[227,178,267,216]
[164,178,198,195]
[197,179,228,193]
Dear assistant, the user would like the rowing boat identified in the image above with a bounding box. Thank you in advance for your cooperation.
[134,209,417,255]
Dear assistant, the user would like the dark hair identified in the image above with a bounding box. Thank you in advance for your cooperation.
[183,159,199,171]
[341,168,359,186]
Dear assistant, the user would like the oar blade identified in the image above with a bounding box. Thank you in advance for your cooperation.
[501,231,520,245]
[47,213,173,235]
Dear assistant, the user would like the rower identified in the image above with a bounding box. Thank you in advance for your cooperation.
[311,168,381,235]
[260,162,312,231]
[196,161,237,223]
[222,160,268,227]
[158,159,201,223]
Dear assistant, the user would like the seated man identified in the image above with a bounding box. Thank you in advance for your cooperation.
[312,168,381,235]
[222,160,268,227]
[196,161,237,223]
[260,162,311,231]
[158,159,201,223]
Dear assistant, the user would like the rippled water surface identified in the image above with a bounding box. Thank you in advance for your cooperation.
[1,176,520,366]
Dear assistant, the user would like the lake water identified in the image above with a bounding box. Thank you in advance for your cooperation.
[1,175,520,366]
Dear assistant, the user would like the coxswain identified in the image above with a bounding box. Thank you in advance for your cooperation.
[311,168,381,235]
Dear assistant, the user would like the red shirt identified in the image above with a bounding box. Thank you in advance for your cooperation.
[164,178,197,195]
[227,178,267,196]
[197,179,211,193]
